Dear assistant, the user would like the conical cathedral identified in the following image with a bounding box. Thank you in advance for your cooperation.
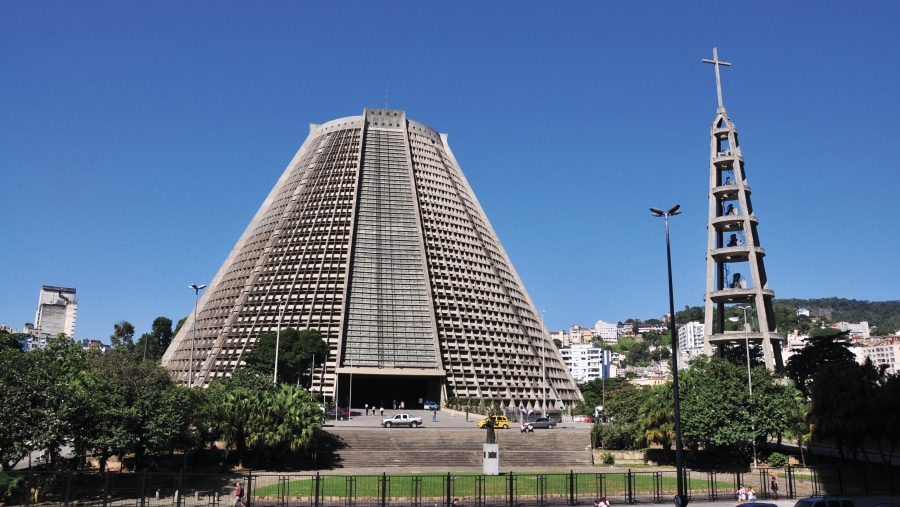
[701,50,785,371]
[162,108,582,411]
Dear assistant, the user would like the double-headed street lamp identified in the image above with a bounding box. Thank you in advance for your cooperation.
[188,283,206,388]
[739,304,758,468]
[650,204,687,507]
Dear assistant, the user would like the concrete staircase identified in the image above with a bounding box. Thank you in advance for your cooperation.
[317,429,593,470]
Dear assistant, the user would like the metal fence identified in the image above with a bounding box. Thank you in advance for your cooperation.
[3,465,898,507]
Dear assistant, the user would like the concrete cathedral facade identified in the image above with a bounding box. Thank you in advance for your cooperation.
[162,108,582,411]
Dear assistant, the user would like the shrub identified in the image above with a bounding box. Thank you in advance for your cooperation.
[767,452,789,468]
[601,452,615,466]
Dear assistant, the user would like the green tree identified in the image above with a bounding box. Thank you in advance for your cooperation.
[0,336,87,471]
[576,376,625,415]
[110,320,137,355]
[204,370,277,457]
[676,305,704,324]
[808,358,899,463]
[594,382,650,450]
[242,328,328,385]
[0,329,26,352]
[245,385,323,468]
[74,347,190,471]
[641,383,675,453]
[680,356,753,466]
[623,341,651,367]
[136,317,174,361]
[0,347,42,470]
[749,367,805,453]
[785,329,856,398]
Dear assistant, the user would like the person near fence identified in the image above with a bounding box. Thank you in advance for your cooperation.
[233,482,245,507]
[594,497,610,507]
[770,475,778,500]
[747,487,756,503]
[737,484,747,504]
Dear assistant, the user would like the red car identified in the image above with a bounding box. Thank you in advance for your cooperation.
[328,407,350,419]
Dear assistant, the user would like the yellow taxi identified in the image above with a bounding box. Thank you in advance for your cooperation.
[477,415,511,429]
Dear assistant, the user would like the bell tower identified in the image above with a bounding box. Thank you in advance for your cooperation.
[701,48,785,372]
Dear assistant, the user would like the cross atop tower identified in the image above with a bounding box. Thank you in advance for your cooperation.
[702,47,731,110]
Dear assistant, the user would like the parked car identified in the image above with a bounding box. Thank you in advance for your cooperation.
[423,400,440,410]
[328,407,350,419]
[381,413,423,428]
[477,415,511,429]
[795,498,854,507]
[528,417,557,429]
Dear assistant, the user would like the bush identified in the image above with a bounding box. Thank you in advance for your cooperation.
[767,452,789,468]
[601,452,615,466]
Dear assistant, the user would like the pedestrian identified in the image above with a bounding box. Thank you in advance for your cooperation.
[365,403,369,416]
[400,400,405,409]
[770,475,778,500]
[465,406,469,422]
[432,409,437,422]
[594,497,609,507]
[380,406,384,416]
[737,484,746,504]
[233,483,245,507]
[393,399,397,410]
[748,487,756,503]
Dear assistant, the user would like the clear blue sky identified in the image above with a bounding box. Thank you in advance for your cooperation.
[3,2,898,342]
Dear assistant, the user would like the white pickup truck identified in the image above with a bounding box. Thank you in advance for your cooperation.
[381,413,423,428]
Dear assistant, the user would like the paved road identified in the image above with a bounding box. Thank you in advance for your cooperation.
[324,407,594,433]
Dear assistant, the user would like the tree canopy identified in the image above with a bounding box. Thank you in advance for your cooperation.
[785,329,856,398]
[242,328,329,386]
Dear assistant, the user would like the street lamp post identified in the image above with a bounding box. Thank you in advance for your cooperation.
[188,283,206,388]
[739,304,758,468]
[650,204,687,507]
[274,297,288,385]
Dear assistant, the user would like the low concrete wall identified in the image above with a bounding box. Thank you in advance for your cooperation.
[593,449,649,466]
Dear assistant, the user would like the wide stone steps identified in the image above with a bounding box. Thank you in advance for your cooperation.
[318,429,592,470]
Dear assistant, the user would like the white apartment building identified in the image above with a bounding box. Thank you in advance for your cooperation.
[852,340,899,374]
[593,320,619,343]
[559,344,615,383]
[678,321,705,350]
[836,321,870,340]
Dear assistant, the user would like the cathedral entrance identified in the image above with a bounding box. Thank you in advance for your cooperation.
[334,371,443,412]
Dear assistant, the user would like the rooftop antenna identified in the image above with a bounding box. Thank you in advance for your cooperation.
[702,47,731,111]
[385,88,388,109]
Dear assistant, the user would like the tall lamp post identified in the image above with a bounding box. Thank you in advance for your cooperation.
[739,304,758,468]
[188,283,206,388]
[274,297,288,385]
[650,204,687,507]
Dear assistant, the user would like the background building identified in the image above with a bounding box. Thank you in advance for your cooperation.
[559,344,613,384]
[162,108,582,411]
[592,320,618,343]
[24,286,77,350]
[678,321,705,350]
